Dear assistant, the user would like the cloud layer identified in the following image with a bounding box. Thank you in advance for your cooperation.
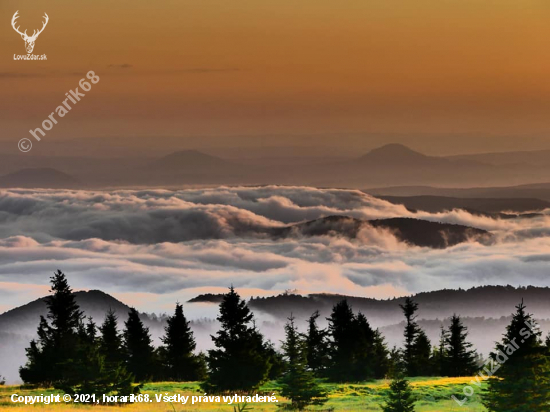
[0,186,549,313]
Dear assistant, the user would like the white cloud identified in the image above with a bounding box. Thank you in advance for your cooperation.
[0,186,548,314]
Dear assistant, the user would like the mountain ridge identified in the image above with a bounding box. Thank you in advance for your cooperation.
[0,168,80,189]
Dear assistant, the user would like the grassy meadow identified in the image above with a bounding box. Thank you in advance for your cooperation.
[0,377,486,411]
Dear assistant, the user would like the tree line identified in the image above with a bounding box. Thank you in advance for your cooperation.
[17,271,550,411]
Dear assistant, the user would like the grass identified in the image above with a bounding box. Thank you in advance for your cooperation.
[0,377,487,411]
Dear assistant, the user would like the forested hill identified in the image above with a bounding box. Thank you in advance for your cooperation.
[191,285,550,326]
[0,290,160,336]
[269,216,490,248]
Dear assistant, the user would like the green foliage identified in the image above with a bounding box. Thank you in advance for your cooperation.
[443,315,478,377]
[280,315,327,410]
[326,300,389,382]
[400,298,419,376]
[203,286,271,392]
[123,307,157,382]
[19,271,138,399]
[483,300,550,412]
[399,298,435,377]
[20,270,84,385]
[305,310,330,374]
[265,342,286,380]
[432,327,449,376]
[99,309,125,368]
[160,303,206,381]
[411,331,432,377]
[381,376,416,412]
[57,334,136,399]
[234,403,252,412]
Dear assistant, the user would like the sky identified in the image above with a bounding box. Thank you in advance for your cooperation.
[2,0,550,149]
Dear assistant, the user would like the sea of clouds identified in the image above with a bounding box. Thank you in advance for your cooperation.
[0,185,549,314]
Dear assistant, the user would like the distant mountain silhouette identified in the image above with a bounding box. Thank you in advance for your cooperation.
[449,149,550,167]
[296,143,535,188]
[366,184,550,202]
[148,150,238,173]
[0,290,131,336]
[187,293,225,304]
[190,285,550,355]
[378,195,550,215]
[357,144,445,167]
[3,144,550,189]
[270,216,490,248]
[139,150,252,185]
[0,168,80,189]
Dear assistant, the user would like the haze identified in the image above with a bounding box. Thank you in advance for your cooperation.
[1,0,550,155]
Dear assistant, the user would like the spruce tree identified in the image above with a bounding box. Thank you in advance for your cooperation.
[59,320,135,399]
[410,330,432,376]
[434,326,449,376]
[160,303,206,381]
[123,308,157,382]
[20,270,83,385]
[399,298,419,376]
[265,342,286,380]
[203,287,271,392]
[372,329,391,378]
[305,310,329,374]
[444,315,477,376]
[382,376,416,412]
[326,300,356,381]
[326,300,389,381]
[353,312,377,379]
[280,315,327,410]
[19,317,52,384]
[20,272,136,398]
[99,310,125,368]
[483,301,550,411]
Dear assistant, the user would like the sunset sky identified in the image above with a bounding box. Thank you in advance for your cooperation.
[1,0,550,148]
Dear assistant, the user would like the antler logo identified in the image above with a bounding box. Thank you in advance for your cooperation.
[11,11,49,54]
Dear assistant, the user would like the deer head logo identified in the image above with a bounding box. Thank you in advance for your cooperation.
[11,11,49,54]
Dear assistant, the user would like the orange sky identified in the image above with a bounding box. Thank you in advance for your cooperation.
[1,0,550,142]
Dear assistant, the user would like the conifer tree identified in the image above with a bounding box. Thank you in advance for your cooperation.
[160,303,206,381]
[382,376,416,412]
[99,310,125,368]
[483,301,550,411]
[280,315,327,410]
[305,310,329,374]
[326,300,357,381]
[265,342,286,380]
[20,270,83,385]
[388,346,404,379]
[399,298,419,376]
[434,326,449,376]
[326,300,389,381]
[353,312,377,379]
[19,318,52,384]
[372,329,391,378]
[59,322,135,398]
[20,271,136,398]
[444,315,477,376]
[203,287,271,392]
[123,308,157,382]
[411,330,433,376]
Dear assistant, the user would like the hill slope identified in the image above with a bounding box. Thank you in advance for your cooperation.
[0,168,80,189]
[378,195,550,214]
[271,216,490,248]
